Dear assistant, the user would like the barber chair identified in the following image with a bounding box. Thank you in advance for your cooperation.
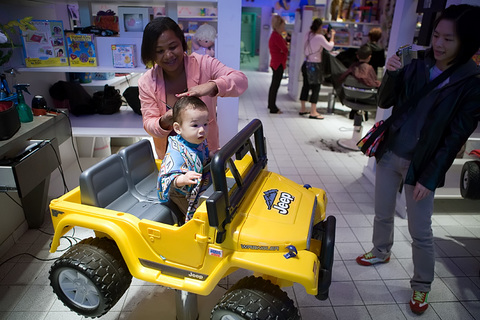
[337,83,378,151]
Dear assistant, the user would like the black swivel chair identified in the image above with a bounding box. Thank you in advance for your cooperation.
[337,75,378,150]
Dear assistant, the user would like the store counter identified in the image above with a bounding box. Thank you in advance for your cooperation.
[0,114,70,228]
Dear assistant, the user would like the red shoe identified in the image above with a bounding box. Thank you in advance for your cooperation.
[356,252,390,266]
[409,290,429,314]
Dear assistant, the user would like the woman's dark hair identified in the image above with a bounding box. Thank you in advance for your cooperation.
[173,96,208,123]
[141,17,187,66]
[310,18,323,33]
[431,4,480,65]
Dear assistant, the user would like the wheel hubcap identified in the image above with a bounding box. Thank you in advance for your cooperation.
[58,269,100,309]
[463,171,469,190]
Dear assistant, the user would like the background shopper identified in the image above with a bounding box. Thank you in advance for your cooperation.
[299,18,335,120]
[267,15,288,114]
[357,4,480,315]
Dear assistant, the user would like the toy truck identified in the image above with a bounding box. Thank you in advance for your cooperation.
[48,119,336,319]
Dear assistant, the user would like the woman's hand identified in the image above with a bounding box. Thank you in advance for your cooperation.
[176,81,218,98]
[159,108,173,130]
[413,182,431,201]
[386,54,402,72]
[175,171,202,187]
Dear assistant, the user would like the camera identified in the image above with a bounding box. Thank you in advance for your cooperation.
[396,44,413,67]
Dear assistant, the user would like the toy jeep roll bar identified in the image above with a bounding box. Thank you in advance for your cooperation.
[207,119,267,243]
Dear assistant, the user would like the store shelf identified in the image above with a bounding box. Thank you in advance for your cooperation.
[16,66,148,73]
[81,73,140,87]
[179,15,217,20]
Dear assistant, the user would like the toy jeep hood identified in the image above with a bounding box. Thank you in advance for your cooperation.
[235,170,321,251]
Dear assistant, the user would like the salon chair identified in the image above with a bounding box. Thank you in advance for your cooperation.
[337,80,378,151]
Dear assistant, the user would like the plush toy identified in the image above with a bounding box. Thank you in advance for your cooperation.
[192,24,216,57]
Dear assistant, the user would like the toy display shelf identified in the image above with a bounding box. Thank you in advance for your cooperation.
[325,20,380,48]
[16,66,148,73]
[80,72,140,88]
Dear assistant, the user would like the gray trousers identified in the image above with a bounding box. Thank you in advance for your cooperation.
[372,151,435,292]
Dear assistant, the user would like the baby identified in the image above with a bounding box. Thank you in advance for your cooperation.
[157,96,211,222]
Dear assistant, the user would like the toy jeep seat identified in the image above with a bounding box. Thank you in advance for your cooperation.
[79,154,178,225]
[118,139,158,201]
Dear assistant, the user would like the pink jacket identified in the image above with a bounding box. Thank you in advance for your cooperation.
[138,53,248,159]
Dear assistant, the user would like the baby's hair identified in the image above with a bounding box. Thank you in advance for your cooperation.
[173,96,209,124]
[357,44,372,60]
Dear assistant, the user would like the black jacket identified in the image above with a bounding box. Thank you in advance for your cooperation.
[376,55,480,191]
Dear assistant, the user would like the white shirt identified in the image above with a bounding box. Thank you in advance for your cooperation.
[304,32,334,63]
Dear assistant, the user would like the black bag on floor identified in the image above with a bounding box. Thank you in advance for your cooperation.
[92,84,122,114]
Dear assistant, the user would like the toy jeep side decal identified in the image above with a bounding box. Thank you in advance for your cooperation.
[263,189,295,215]
[139,258,208,281]
[240,244,280,251]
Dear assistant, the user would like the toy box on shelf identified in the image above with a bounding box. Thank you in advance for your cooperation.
[118,6,151,37]
[66,33,97,67]
[111,44,136,68]
[331,23,350,46]
[21,20,69,67]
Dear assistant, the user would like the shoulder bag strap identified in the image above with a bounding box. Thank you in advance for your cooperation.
[362,63,460,148]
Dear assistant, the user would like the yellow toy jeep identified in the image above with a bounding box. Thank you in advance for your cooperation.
[48,119,336,319]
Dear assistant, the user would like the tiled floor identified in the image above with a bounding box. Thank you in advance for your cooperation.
[1,57,480,320]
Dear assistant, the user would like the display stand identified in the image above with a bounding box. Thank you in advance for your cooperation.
[175,290,199,320]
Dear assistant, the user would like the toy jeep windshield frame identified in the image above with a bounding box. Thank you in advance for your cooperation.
[207,118,267,243]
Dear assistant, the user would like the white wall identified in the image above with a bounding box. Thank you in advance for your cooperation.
[216,0,242,147]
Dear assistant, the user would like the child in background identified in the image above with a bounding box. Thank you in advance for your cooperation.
[157,96,211,222]
[339,44,381,88]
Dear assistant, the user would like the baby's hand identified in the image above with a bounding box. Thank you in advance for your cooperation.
[175,171,202,187]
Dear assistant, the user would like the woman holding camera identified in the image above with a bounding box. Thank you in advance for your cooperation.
[357,5,480,315]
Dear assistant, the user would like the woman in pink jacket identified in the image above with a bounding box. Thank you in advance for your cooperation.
[138,17,248,159]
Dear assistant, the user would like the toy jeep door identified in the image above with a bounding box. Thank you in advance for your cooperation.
[139,217,208,268]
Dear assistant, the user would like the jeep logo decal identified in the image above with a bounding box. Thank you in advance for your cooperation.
[263,189,295,215]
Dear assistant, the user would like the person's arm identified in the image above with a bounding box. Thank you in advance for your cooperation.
[318,31,335,52]
[377,54,404,109]
[418,89,480,191]
[176,54,248,99]
[174,171,203,187]
[138,70,173,138]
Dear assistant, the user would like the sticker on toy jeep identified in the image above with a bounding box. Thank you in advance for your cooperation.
[263,189,295,215]
[208,247,223,258]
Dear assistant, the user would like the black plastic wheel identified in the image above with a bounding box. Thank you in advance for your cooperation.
[460,161,480,200]
[49,237,132,318]
[211,276,300,320]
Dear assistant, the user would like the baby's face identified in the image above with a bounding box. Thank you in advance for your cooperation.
[174,106,209,145]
